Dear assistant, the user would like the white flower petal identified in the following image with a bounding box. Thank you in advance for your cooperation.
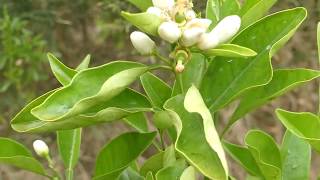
[198,33,220,50]
[211,15,241,43]
[130,31,155,55]
[158,21,181,43]
[33,140,49,157]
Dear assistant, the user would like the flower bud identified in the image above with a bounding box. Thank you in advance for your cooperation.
[211,15,241,44]
[181,18,211,47]
[158,21,181,43]
[175,60,185,73]
[33,140,49,157]
[152,0,175,10]
[197,32,220,50]
[130,31,155,55]
[185,10,196,20]
[146,7,162,17]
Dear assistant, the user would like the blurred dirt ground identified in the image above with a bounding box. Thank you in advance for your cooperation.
[1,0,320,179]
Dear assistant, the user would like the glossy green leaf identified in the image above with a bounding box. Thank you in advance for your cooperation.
[155,159,186,180]
[94,132,156,180]
[203,44,257,58]
[223,141,262,176]
[281,131,311,180]
[76,54,91,71]
[48,53,76,86]
[121,12,162,36]
[57,129,81,170]
[172,53,207,95]
[12,61,151,132]
[201,8,307,112]
[245,130,282,180]
[184,86,228,175]
[164,95,228,180]
[141,72,172,109]
[127,0,152,11]
[0,138,46,176]
[206,0,240,27]
[180,166,196,180]
[140,151,164,176]
[163,145,176,168]
[118,167,144,180]
[123,113,148,133]
[227,69,320,133]
[32,61,148,121]
[240,0,277,29]
[275,109,320,152]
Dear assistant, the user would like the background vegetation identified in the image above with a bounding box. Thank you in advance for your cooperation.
[0,0,319,179]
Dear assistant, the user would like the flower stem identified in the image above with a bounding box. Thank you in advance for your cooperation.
[45,155,61,180]
[153,51,171,65]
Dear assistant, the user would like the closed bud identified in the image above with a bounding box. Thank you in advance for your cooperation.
[158,21,181,43]
[197,32,220,50]
[175,60,185,73]
[33,140,49,158]
[181,18,211,47]
[146,7,162,17]
[185,10,196,20]
[211,15,241,44]
[130,31,155,55]
[152,0,175,10]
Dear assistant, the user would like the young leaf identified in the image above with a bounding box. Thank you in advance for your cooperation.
[155,159,186,180]
[48,53,76,85]
[281,131,311,180]
[245,130,282,179]
[172,53,207,95]
[146,172,154,180]
[118,167,144,180]
[76,54,91,71]
[184,86,228,175]
[0,138,46,176]
[123,113,149,133]
[226,69,320,134]
[275,109,320,152]
[203,44,257,58]
[94,132,156,180]
[180,166,196,180]
[164,95,228,179]
[201,8,307,112]
[141,72,172,109]
[31,61,148,121]
[121,12,162,36]
[206,0,240,27]
[223,141,262,176]
[240,0,277,29]
[127,0,152,11]
[140,151,165,176]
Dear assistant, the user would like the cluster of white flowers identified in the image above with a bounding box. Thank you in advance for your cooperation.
[130,0,241,54]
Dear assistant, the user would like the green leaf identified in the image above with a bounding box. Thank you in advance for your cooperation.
[12,61,151,132]
[153,110,173,130]
[31,61,148,121]
[57,129,81,170]
[275,109,320,152]
[206,0,240,27]
[141,72,172,109]
[240,0,277,29]
[245,130,282,180]
[184,86,228,175]
[227,69,320,133]
[155,159,186,180]
[76,54,91,71]
[201,8,307,112]
[94,132,156,180]
[223,141,262,176]
[48,53,76,86]
[0,138,46,176]
[121,12,162,36]
[281,131,311,180]
[203,44,257,58]
[146,172,154,180]
[123,113,149,133]
[127,0,153,11]
[118,167,144,180]
[140,151,164,176]
[180,166,196,180]
[164,95,228,179]
[172,53,207,95]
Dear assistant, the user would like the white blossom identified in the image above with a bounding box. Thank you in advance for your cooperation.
[181,18,211,46]
[152,0,175,10]
[146,7,162,17]
[33,140,49,157]
[197,32,220,50]
[158,21,181,43]
[130,31,155,55]
[210,15,241,44]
